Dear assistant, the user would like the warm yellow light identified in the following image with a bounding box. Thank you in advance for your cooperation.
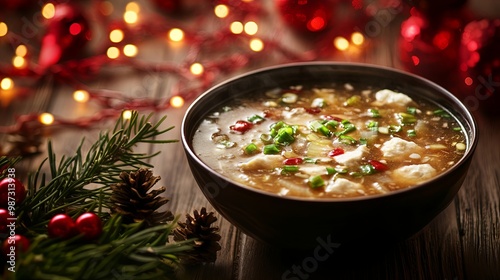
[107,47,120,59]
[230,21,243,34]
[351,32,365,46]
[0,78,14,90]
[170,96,184,108]
[99,1,114,16]
[109,29,124,43]
[39,113,54,125]
[244,21,258,35]
[12,56,26,68]
[124,11,138,24]
[168,28,184,42]
[73,90,90,103]
[42,3,55,19]
[214,4,229,18]
[15,45,28,57]
[249,38,264,52]
[126,2,140,13]
[190,63,204,75]
[334,36,350,51]
[0,22,8,37]
[122,110,133,120]
[123,44,138,57]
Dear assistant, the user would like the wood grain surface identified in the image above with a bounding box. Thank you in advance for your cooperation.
[1,2,499,279]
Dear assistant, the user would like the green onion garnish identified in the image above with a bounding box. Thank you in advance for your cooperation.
[433,109,451,118]
[407,107,417,115]
[282,165,299,173]
[397,112,417,124]
[339,135,357,145]
[345,95,361,106]
[407,129,417,137]
[326,167,336,175]
[263,144,280,154]
[310,120,332,137]
[368,108,381,118]
[247,114,265,124]
[304,157,318,164]
[360,164,376,175]
[244,143,258,155]
[309,175,325,188]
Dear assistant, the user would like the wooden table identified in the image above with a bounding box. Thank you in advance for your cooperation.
[2,1,499,279]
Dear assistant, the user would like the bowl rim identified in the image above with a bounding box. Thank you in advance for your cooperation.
[181,61,479,203]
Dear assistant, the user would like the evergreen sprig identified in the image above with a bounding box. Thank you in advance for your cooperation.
[2,112,221,279]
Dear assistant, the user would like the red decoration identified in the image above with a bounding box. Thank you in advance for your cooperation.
[328,147,345,157]
[398,8,464,84]
[38,3,91,70]
[368,159,389,171]
[459,19,500,115]
[0,178,27,207]
[2,234,30,255]
[276,0,334,33]
[0,209,10,233]
[75,212,102,240]
[48,214,77,239]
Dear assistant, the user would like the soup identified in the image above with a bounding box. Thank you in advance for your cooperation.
[192,84,467,198]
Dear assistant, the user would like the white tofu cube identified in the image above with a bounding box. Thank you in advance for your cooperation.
[240,155,284,171]
[392,164,437,184]
[333,145,367,166]
[381,137,421,159]
[375,89,413,106]
[325,178,363,194]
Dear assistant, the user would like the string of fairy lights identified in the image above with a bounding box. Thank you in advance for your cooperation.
[0,0,376,156]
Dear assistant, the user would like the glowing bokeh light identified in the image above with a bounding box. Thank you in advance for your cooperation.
[15,45,28,57]
[13,56,26,68]
[107,47,120,59]
[170,96,185,108]
[249,38,264,52]
[190,63,204,75]
[464,77,473,86]
[351,32,365,45]
[123,44,138,57]
[109,29,124,43]
[214,4,229,18]
[99,1,114,16]
[244,21,258,35]
[169,28,184,42]
[122,110,133,120]
[42,3,55,19]
[124,11,138,24]
[69,23,82,35]
[73,90,90,103]
[230,21,244,34]
[411,55,420,66]
[39,113,55,125]
[333,37,349,51]
[0,22,8,37]
[126,2,140,13]
[307,16,326,32]
[0,78,14,90]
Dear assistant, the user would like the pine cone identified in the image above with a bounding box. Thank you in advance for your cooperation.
[173,207,222,265]
[110,168,173,225]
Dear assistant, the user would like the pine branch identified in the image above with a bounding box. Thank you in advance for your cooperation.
[17,112,177,234]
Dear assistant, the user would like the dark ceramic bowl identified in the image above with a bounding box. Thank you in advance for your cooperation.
[181,62,478,249]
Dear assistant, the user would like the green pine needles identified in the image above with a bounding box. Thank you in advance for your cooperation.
[2,112,221,279]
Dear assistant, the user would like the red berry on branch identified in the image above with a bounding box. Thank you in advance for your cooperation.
[48,214,76,239]
[0,209,11,233]
[0,178,27,208]
[2,234,30,255]
[75,212,102,240]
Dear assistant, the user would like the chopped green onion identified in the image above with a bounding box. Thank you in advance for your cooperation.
[244,143,258,155]
[407,129,417,137]
[304,157,318,164]
[335,123,356,136]
[397,112,417,124]
[309,175,325,188]
[360,164,376,175]
[326,167,336,175]
[309,120,332,137]
[366,120,378,131]
[247,114,265,124]
[335,167,348,174]
[282,165,300,173]
[345,95,361,106]
[389,125,402,133]
[260,133,273,143]
[368,109,381,118]
[453,127,462,131]
[406,107,417,115]
[339,135,357,145]
[349,171,364,178]
[324,120,339,129]
[433,109,451,118]
[274,128,295,145]
[359,138,368,145]
[263,144,280,154]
